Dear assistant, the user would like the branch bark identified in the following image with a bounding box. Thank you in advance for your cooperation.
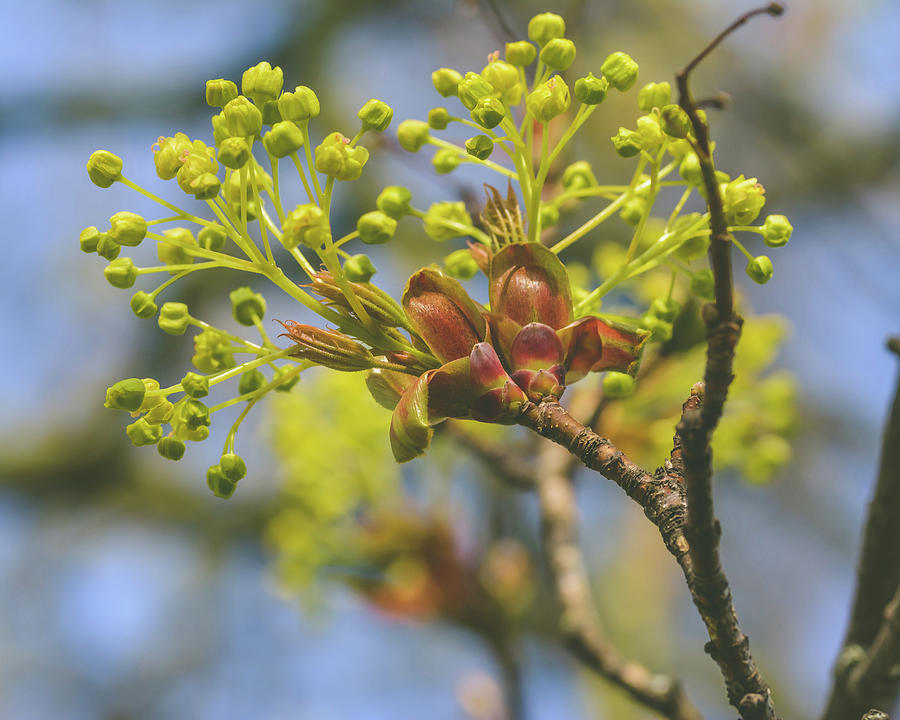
[823,339,900,720]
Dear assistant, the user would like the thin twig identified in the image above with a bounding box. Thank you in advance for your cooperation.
[445,422,535,490]
[535,435,701,720]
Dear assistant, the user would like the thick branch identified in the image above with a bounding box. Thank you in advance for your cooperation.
[823,339,900,720]
[536,437,701,720]
[846,583,900,713]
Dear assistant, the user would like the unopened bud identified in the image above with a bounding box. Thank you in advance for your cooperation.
[457,72,495,111]
[126,418,162,447]
[746,255,774,284]
[602,371,636,398]
[540,38,576,71]
[637,81,671,111]
[344,254,376,282]
[158,227,197,270]
[620,196,647,226]
[358,98,393,132]
[465,134,494,160]
[105,378,146,411]
[528,12,565,46]
[86,150,123,188]
[206,78,238,108]
[762,214,792,247]
[428,107,450,130]
[159,301,191,335]
[471,96,505,129]
[273,366,300,392]
[574,73,609,105]
[241,61,283,107]
[206,465,236,499]
[600,51,639,91]
[181,372,209,398]
[263,121,304,158]
[157,436,186,460]
[611,127,642,157]
[423,202,472,242]
[376,185,413,219]
[432,148,461,174]
[357,210,397,245]
[526,77,570,123]
[397,119,430,152]
[130,291,158,319]
[443,248,479,280]
[108,211,147,247]
[198,224,227,251]
[562,160,597,190]
[540,204,560,227]
[80,226,102,254]
[432,68,463,97]
[278,321,375,371]
[690,269,715,300]
[660,104,691,138]
[505,40,537,66]
[230,286,266,325]
[104,257,138,289]
[218,136,251,169]
[220,453,247,482]
[278,86,320,122]
[482,60,519,93]
[238,368,266,395]
[96,233,121,261]
[223,96,263,137]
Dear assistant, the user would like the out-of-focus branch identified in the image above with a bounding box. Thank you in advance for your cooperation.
[445,422,535,490]
[536,436,701,720]
[823,338,900,720]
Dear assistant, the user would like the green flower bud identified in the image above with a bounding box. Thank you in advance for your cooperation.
[273,366,300,392]
[158,227,196,270]
[746,255,774,284]
[432,148,460,174]
[126,418,162,447]
[80,226,102,254]
[526,77,570,123]
[672,214,710,260]
[397,119,430,152]
[505,40,537,66]
[528,12,566,46]
[198,223,227,252]
[157,436,186,461]
[130,291,158,319]
[358,98,393,132]
[641,314,673,343]
[637,81,671,111]
[762,214,793,247]
[191,173,220,200]
[263,120,304,158]
[278,86,320,122]
[636,114,664,152]
[648,297,681,322]
[574,73,608,105]
[721,175,766,225]
[241,61,283,107]
[152,133,192,179]
[611,127,642,158]
[105,378,146,412]
[424,202,472,242]
[540,204,560,228]
[620,196,647,226]
[443,248,479,280]
[602,371,636,398]
[428,107,450,130]
[96,233,121,261]
[600,51,639,91]
[376,186,413,219]
[220,453,247,482]
[181,399,211,430]
[357,210,397,245]
[181,371,209,398]
[104,257,137,289]
[281,203,326,249]
[432,68,463,97]
[690,269,715,300]
[108,211,147,247]
[261,100,281,126]
[144,398,174,424]
[540,38,576,71]
[159,301,191,335]
[465,134,493,160]
[176,140,218,196]
[481,60,519,93]
[457,72,495,111]
[344,254,377,282]
[471,96,505,129]
[230,286,266,325]
[207,465,236,499]
[205,78,238,108]
[679,153,703,185]
[223,96,263,137]
[314,132,369,181]
[218,136,251,169]
[238,368,266,395]
[86,150,123,188]
[562,160,597,190]
[192,328,235,374]
[660,104,691,138]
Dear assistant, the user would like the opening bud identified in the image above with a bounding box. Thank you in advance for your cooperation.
[278,86,320,122]
[357,210,397,245]
[432,68,463,97]
[481,60,519,93]
[540,38,576,71]
[471,96,505,129]
[602,371,636,398]
[432,148,461,174]
[157,436,186,461]
[528,12,566,46]
[241,61,283,107]
[611,127,642,158]
[198,224,227,251]
[505,41,537,66]
[104,257,138,289]
[376,186,413,219]
[344,254,377,282]
[206,78,238,108]
[192,328,236,373]
[428,107,450,130]
[80,226,102,254]
[130,291,158,319]
[181,371,209,398]
[721,175,766,225]
[457,72,495,111]
[207,465,236,499]
[230,286,266,325]
[144,399,174,424]
[126,418,162,447]
[574,73,609,105]
[153,133,192,180]
[181,399,211,430]
[762,214,792,247]
[746,255,774,284]
[358,98,394,132]
[660,104,691,138]
[238,368,266,395]
[263,121,304,158]
[218,136,251,169]
[175,140,218,196]
[108,211,147,247]
[465,134,494,160]
[443,249,479,280]
[397,119,430,153]
[314,132,368,181]
[423,202,472,242]
[641,314,673,343]
[281,203,326,249]
[526,77,570,123]
[86,150,123,188]
[159,301,191,335]
[600,52,639,91]
[96,234,121,261]
[223,96,263,137]
[637,81,671,111]
[104,378,146,412]
[220,453,247,482]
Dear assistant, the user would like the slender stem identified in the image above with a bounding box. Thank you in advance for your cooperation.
[426,137,518,179]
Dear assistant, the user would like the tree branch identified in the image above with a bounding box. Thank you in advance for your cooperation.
[823,338,900,720]
[535,436,701,720]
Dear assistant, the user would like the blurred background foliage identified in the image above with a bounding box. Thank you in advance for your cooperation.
[1,0,898,718]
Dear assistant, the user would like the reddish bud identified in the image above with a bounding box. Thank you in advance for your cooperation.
[489,242,573,330]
